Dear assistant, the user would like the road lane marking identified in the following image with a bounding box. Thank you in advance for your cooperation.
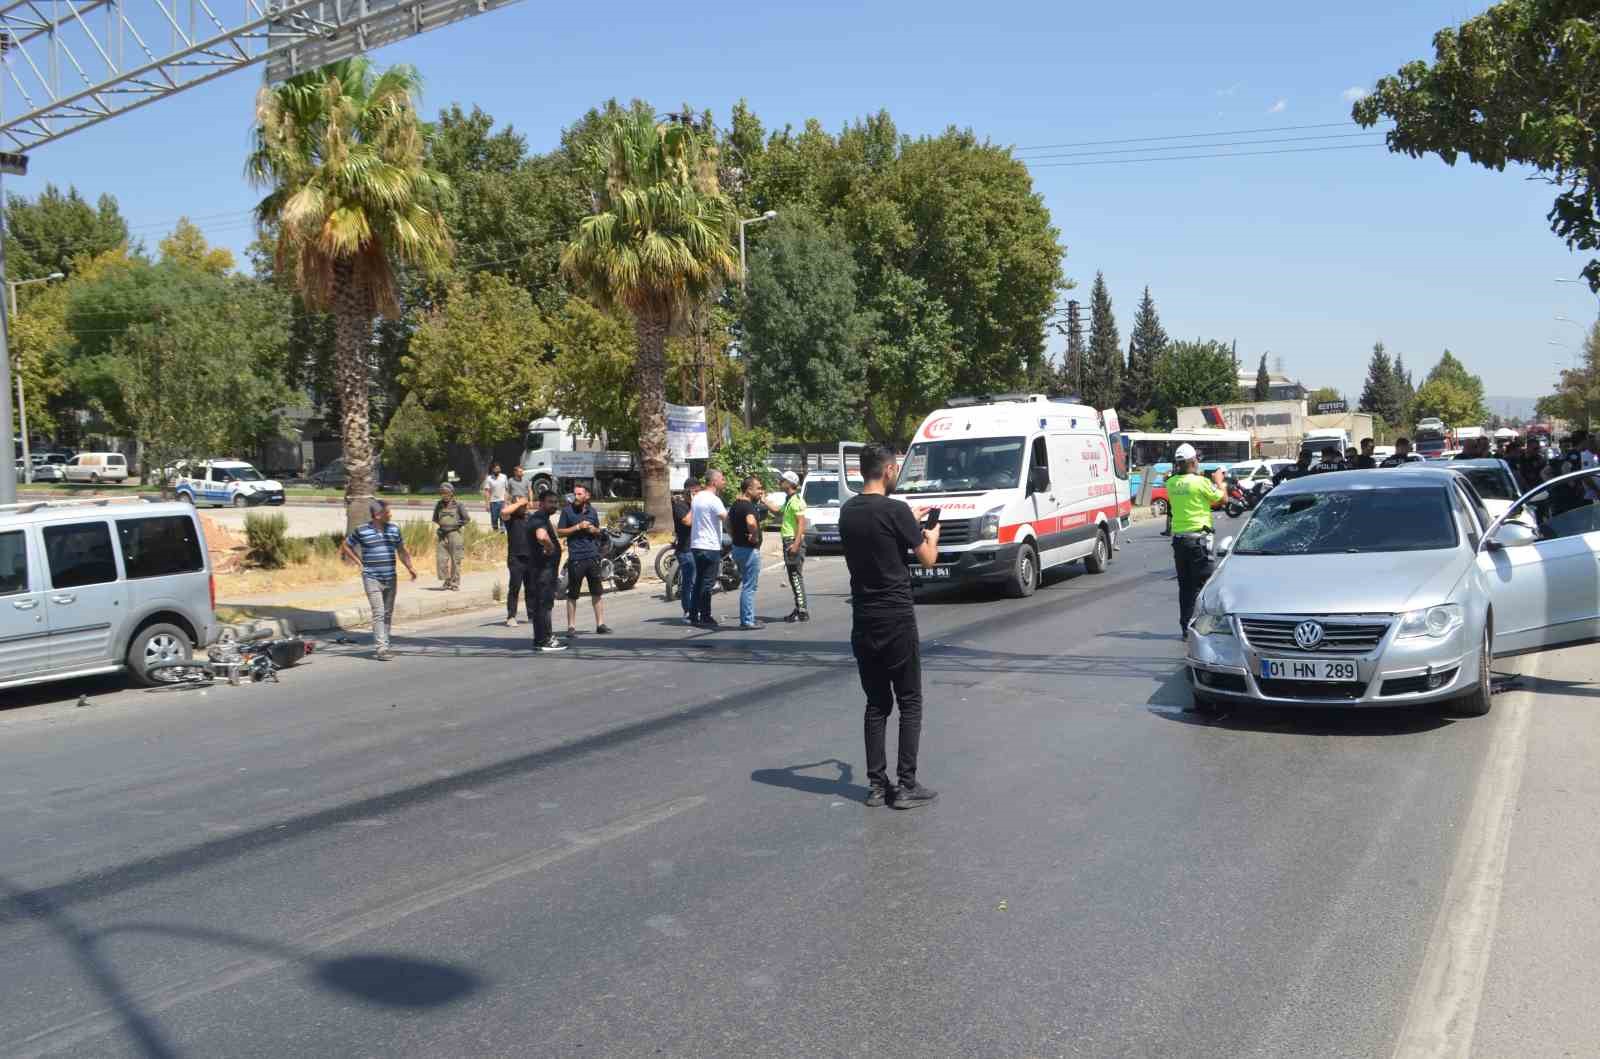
[12,795,706,1058]
[1391,661,1538,1059]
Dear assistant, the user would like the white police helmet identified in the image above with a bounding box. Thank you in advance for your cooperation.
[1174,443,1198,462]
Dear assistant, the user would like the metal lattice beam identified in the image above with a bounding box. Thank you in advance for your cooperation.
[0,0,522,151]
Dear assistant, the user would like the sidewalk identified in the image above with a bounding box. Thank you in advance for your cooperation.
[216,535,785,637]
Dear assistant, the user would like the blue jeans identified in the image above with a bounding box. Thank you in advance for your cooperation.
[489,500,504,532]
[691,548,720,623]
[675,548,696,616]
[733,545,760,626]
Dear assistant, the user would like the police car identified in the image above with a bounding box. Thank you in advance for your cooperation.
[172,460,287,508]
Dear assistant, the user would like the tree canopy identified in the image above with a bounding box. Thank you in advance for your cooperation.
[1153,340,1237,419]
[1354,1,1600,290]
[1082,273,1122,412]
[1123,286,1166,417]
[3,184,132,280]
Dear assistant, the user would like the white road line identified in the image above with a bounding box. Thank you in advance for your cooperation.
[14,795,707,1058]
[1391,659,1538,1059]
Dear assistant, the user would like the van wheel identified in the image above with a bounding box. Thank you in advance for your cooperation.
[1083,530,1110,574]
[1445,625,1494,717]
[232,495,249,508]
[532,475,554,497]
[129,623,193,687]
[180,491,195,505]
[89,473,101,483]
[1006,542,1039,598]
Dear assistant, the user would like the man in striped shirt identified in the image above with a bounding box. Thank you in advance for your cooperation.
[339,499,418,660]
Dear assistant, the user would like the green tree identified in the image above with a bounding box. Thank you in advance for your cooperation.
[1122,286,1167,416]
[561,106,739,526]
[1306,386,1347,409]
[708,425,776,504]
[859,269,958,442]
[546,297,650,455]
[741,213,865,455]
[1413,379,1486,427]
[1421,350,1488,423]
[1358,341,1405,424]
[249,58,453,530]
[1153,340,1238,421]
[1354,1,1600,291]
[1536,319,1600,428]
[1254,353,1271,401]
[400,273,553,479]
[1082,273,1122,411]
[1061,298,1086,396]
[381,393,446,491]
[158,218,235,275]
[65,261,295,480]
[1392,352,1415,424]
[3,184,132,280]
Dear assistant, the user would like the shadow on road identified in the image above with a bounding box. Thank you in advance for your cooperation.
[750,758,867,802]
[1144,666,1453,736]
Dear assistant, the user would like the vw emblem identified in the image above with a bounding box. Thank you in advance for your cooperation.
[1293,621,1325,650]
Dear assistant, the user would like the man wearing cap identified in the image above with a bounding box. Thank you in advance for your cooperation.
[431,482,468,591]
[339,498,418,660]
[777,471,810,622]
[1167,443,1226,637]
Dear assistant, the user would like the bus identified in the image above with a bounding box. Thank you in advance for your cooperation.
[1114,429,1253,491]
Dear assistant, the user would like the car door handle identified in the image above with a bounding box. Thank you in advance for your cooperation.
[12,599,37,610]
[50,594,76,605]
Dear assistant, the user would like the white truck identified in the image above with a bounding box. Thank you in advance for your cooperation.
[520,417,640,499]
[173,460,287,508]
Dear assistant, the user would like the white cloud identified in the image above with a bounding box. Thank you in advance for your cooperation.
[1216,82,1242,97]
[1341,86,1370,103]
[1268,99,1288,114]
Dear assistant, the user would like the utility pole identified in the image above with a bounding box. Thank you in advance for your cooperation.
[0,140,28,506]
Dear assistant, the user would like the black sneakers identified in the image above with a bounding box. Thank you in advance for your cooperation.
[595,624,613,635]
[783,610,811,623]
[536,638,567,653]
[891,782,938,810]
[865,785,890,808]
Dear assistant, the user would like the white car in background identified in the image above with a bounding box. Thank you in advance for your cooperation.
[799,470,861,553]
[1227,459,1293,494]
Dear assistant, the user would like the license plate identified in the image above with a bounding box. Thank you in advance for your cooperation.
[1260,658,1359,682]
[819,531,839,541]
[911,566,952,580]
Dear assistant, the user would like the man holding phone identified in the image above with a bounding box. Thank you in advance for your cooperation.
[838,442,942,810]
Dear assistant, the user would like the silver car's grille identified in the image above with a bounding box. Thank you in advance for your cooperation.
[1239,617,1391,655]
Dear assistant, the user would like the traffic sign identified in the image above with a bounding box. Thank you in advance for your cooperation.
[1314,400,1348,414]
[0,152,28,176]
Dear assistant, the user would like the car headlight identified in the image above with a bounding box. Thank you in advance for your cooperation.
[1397,603,1462,639]
[1191,599,1234,637]
[979,506,1003,540]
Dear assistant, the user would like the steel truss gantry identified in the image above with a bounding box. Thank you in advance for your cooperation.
[0,0,522,151]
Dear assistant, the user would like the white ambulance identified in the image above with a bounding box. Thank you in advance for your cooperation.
[847,395,1130,597]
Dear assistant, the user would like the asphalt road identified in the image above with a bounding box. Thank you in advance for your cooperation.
[0,519,1520,1057]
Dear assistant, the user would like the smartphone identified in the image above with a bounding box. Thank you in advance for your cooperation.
[923,507,942,529]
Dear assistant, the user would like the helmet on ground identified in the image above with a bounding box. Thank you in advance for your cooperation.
[1174,443,1198,462]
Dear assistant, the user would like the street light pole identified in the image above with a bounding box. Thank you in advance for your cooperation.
[735,210,777,427]
[8,272,66,486]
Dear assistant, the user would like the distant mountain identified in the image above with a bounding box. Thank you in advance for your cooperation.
[1484,395,1539,421]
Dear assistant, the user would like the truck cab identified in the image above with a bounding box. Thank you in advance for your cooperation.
[520,417,640,499]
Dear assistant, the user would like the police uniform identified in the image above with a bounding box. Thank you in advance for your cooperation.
[1168,467,1224,634]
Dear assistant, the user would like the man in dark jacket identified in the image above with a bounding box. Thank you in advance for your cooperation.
[431,482,468,591]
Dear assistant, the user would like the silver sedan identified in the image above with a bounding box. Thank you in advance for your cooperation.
[1185,466,1600,716]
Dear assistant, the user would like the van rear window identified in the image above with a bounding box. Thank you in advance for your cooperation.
[117,516,204,579]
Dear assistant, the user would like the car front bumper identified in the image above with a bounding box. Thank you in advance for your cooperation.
[1185,617,1477,707]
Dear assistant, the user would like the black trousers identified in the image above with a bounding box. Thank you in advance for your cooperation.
[507,555,535,620]
[853,614,923,789]
[1173,535,1214,633]
[530,562,558,644]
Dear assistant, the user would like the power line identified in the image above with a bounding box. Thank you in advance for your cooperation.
[1024,142,1388,168]
[1021,130,1383,161]
[1012,120,1384,153]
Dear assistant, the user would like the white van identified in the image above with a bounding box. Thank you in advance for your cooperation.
[855,395,1130,596]
[799,468,864,553]
[63,451,130,483]
[0,498,216,691]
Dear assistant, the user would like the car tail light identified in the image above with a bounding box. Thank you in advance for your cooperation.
[209,574,216,610]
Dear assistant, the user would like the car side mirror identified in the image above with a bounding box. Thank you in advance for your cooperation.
[1029,466,1050,494]
[1215,535,1234,557]
[1486,521,1537,551]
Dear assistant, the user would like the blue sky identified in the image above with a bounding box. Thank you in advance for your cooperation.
[10,0,1595,410]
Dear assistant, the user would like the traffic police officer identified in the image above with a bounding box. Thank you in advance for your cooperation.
[1167,442,1226,636]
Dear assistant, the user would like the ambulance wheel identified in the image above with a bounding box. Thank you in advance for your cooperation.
[1083,529,1110,575]
[1006,542,1039,598]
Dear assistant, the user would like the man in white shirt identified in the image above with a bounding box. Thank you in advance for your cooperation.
[688,470,728,628]
[482,463,509,532]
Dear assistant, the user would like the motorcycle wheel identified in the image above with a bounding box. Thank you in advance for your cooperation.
[1225,501,1245,518]
[718,558,739,593]
[614,555,641,591]
[654,547,678,582]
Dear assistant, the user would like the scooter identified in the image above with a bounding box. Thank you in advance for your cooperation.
[597,510,654,591]
[1223,477,1250,519]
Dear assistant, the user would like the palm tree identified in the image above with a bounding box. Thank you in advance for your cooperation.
[248,58,452,530]
[562,109,738,526]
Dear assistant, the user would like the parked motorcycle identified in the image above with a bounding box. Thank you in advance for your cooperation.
[658,536,741,602]
[1223,477,1249,519]
[597,510,654,591]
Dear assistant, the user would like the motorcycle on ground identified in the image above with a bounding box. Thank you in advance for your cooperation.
[596,510,654,592]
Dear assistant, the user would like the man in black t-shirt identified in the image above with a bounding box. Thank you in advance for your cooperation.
[558,483,610,635]
[1354,438,1377,469]
[502,471,534,628]
[728,475,765,629]
[670,482,699,621]
[525,489,566,652]
[839,442,941,809]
